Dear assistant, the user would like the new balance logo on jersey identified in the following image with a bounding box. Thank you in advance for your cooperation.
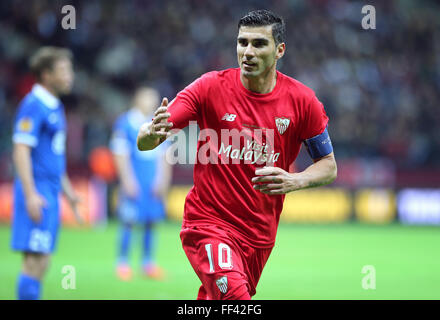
[222,113,236,122]
[216,276,228,294]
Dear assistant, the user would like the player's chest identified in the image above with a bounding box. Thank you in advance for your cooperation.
[205,95,296,141]
[43,110,66,134]
[125,122,161,161]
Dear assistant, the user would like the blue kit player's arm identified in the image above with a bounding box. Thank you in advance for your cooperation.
[61,174,82,224]
[12,102,46,223]
[151,141,173,201]
[110,117,139,199]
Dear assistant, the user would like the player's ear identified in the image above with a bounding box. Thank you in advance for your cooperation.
[276,43,285,60]
[40,68,52,85]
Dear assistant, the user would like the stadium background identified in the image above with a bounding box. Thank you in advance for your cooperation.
[0,0,439,299]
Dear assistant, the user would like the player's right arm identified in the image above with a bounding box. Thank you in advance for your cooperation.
[137,98,173,151]
[113,153,139,199]
[111,117,140,198]
[12,101,47,223]
[12,143,46,223]
[137,74,208,151]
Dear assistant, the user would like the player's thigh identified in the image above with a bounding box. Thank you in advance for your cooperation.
[11,182,33,250]
[245,246,273,297]
[11,182,59,254]
[181,227,250,300]
[35,184,60,252]
[117,195,139,224]
[141,195,166,224]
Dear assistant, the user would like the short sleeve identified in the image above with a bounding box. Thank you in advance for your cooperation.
[167,74,207,130]
[299,95,329,141]
[110,117,131,156]
[12,100,45,147]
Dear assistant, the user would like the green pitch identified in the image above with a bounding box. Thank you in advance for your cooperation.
[0,221,439,299]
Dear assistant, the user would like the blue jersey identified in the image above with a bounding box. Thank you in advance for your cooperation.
[110,109,167,224]
[11,84,67,253]
[13,84,66,189]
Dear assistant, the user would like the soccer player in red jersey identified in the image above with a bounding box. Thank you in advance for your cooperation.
[137,10,337,300]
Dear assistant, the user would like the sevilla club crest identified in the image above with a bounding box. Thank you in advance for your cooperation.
[275,117,290,135]
[216,276,228,294]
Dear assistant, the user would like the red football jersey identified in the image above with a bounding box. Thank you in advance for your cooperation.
[168,68,328,248]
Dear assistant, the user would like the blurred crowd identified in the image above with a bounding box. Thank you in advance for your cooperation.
[0,0,439,182]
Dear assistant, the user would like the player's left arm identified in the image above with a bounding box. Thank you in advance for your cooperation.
[152,150,173,200]
[253,95,337,195]
[252,151,337,195]
[61,174,83,224]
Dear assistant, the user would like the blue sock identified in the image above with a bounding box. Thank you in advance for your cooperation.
[17,273,41,300]
[118,225,132,264]
[142,224,155,267]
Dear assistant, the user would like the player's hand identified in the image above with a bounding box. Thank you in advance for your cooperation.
[140,98,173,139]
[152,182,167,200]
[252,166,306,195]
[25,192,47,223]
[68,193,83,225]
[122,180,139,199]
[138,98,174,151]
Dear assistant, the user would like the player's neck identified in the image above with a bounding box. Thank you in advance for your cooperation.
[39,83,59,98]
[240,67,277,94]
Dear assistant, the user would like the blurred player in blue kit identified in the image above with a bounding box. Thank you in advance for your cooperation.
[11,47,81,300]
[110,87,172,281]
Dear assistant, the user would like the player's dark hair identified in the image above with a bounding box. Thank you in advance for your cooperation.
[29,46,73,81]
[238,10,286,45]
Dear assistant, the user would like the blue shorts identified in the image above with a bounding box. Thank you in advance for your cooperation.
[118,192,165,225]
[11,179,60,254]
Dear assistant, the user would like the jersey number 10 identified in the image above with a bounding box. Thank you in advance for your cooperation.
[205,243,233,272]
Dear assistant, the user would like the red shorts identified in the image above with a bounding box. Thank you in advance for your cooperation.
[180,225,273,300]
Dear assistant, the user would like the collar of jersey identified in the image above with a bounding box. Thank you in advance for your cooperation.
[127,108,149,128]
[236,68,283,100]
[32,84,60,109]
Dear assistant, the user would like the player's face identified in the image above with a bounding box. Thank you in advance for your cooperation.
[237,25,284,79]
[46,58,74,96]
[134,88,160,116]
